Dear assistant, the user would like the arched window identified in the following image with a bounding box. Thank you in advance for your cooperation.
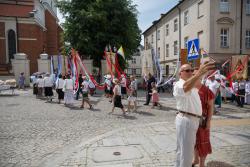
[8,29,17,63]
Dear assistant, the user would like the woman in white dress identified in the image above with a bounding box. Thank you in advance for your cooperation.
[63,74,74,106]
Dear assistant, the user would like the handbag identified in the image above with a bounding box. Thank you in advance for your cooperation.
[199,87,209,128]
[199,116,207,128]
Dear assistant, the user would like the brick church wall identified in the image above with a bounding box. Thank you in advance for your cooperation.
[45,10,58,55]
[18,23,45,73]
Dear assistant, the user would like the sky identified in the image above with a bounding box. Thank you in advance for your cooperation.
[57,0,179,44]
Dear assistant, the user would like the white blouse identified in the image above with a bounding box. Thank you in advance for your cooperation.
[64,79,74,90]
[113,85,122,96]
[37,78,44,88]
[56,79,65,89]
[44,77,54,87]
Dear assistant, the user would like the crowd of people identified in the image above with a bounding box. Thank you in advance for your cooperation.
[19,63,249,167]
[32,72,95,109]
[204,74,250,113]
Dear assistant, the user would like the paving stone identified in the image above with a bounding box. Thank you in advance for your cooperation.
[1,89,250,166]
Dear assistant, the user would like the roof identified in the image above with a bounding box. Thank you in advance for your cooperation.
[142,0,185,35]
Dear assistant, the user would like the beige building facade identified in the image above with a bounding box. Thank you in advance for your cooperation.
[142,0,250,76]
[127,45,144,77]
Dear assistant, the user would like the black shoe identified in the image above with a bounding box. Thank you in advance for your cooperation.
[144,103,149,105]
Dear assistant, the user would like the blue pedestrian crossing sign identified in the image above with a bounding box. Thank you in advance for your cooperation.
[187,39,199,61]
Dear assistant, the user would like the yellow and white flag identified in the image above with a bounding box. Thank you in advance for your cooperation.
[117,46,125,59]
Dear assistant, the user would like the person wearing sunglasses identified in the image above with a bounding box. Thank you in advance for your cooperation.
[173,62,215,167]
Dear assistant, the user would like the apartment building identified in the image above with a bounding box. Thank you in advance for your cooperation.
[127,45,143,77]
[142,0,250,76]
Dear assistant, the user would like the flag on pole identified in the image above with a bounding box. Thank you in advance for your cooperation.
[117,46,125,58]
[50,55,54,75]
[57,55,62,76]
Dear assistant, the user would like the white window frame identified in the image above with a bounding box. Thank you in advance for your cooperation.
[151,34,154,44]
[220,0,229,13]
[198,0,204,18]
[220,28,229,48]
[132,58,136,64]
[157,30,160,40]
[166,44,169,57]
[174,41,178,55]
[132,69,136,75]
[174,19,178,32]
[128,69,132,75]
[246,30,250,48]
[184,10,189,25]
[166,24,169,36]
[247,0,250,15]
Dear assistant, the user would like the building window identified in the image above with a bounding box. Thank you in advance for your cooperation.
[158,47,160,58]
[136,69,141,75]
[184,37,189,49]
[220,28,229,48]
[151,34,154,44]
[166,44,169,57]
[146,38,149,49]
[157,30,160,40]
[174,19,178,32]
[174,41,178,55]
[246,30,250,48]
[132,69,136,75]
[198,31,204,48]
[166,24,169,36]
[7,29,17,63]
[220,0,229,13]
[132,58,136,64]
[247,0,250,15]
[128,69,132,74]
[184,10,189,25]
[198,0,204,18]
[166,65,169,76]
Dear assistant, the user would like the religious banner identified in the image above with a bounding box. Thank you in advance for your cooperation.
[231,55,249,80]
[180,49,200,67]
[105,51,116,76]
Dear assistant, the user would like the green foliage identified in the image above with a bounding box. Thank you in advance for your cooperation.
[57,0,141,67]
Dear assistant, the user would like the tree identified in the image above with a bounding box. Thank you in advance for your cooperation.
[57,0,141,67]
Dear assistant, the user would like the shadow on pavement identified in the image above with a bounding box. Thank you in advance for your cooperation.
[5,103,20,107]
[64,105,83,110]
[0,94,19,97]
[111,113,137,120]
[207,161,235,167]
[158,106,178,112]
[214,113,244,119]
[90,108,101,112]
[133,111,155,116]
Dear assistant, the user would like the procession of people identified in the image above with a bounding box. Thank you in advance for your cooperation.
[28,59,249,167]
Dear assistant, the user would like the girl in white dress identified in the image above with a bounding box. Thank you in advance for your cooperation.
[63,74,74,106]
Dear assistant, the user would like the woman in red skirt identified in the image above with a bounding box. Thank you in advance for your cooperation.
[192,70,215,167]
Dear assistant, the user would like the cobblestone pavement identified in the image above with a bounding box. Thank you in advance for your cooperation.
[0,89,250,167]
